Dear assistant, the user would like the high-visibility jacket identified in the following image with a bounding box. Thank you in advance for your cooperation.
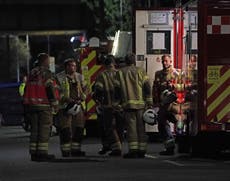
[115,65,152,110]
[94,67,117,108]
[56,71,87,109]
[23,66,59,107]
[19,82,26,97]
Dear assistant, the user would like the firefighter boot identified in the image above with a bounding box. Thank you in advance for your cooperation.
[138,150,146,158]
[123,150,139,159]
[31,153,55,162]
[109,149,122,156]
[159,148,175,156]
[71,127,85,157]
[60,128,71,157]
[108,142,122,156]
[71,150,85,157]
[159,139,175,155]
[98,146,111,155]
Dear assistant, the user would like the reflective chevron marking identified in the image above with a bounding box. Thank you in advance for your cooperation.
[207,65,230,123]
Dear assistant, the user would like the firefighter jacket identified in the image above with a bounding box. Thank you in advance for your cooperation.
[94,67,117,108]
[23,66,59,110]
[185,67,198,90]
[152,66,178,105]
[56,71,87,109]
[115,64,152,110]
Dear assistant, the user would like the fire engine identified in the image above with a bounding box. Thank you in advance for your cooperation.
[135,0,230,155]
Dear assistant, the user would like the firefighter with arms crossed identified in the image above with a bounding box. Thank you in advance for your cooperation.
[23,53,59,162]
[152,54,179,155]
[115,53,152,158]
[56,58,87,157]
[93,55,123,156]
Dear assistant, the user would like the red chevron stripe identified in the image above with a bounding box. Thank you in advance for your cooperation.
[87,56,97,69]
[220,66,229,75]
[90,66,104,82]
[220,113,230,123]
[88,105,96,113]
[220,114,230,123]
[207,77,230,105]
[207,94,230,121]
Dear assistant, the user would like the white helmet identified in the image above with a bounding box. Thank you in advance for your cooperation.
[65,102,81,115]
[143,108,159,125]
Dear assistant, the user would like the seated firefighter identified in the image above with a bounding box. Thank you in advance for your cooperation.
[152,54,178,155]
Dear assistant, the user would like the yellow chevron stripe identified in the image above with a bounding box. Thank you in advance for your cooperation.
[89,114,97,120]
[207,86,230,115]
[88,65,101,78]
[217,102,230,122]
[87,99,96,111]
[81,51,96,67]
[207,68,230,98]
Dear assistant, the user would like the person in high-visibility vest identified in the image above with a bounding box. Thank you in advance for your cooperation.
[115,53,153,158]
[56,58,88,157]
[18,71,30,132]
[93,55,124,156]
[19,75,27,97]
[23,53,59,162]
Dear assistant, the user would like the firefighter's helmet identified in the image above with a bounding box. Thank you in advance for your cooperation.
[160,89,177,105]
[143,108,159,125]
[65,102,81,115]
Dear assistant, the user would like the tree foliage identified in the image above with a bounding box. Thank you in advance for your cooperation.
[81,0,132,37]
[9,36,30,79]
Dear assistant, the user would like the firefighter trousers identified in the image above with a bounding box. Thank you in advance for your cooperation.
[58,108,85,154]
[26,109,53,155]
[158,106,175,150]
[125,109,147,153]
[99,107,123,151]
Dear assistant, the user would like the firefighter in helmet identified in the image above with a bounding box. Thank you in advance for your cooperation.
[93,55,123,156]
[56,58,87,157]
[152,54,178,155]
[115,53,153,158]
[23,53,59,161]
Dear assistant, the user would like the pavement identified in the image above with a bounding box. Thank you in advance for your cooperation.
[1,126,230,181]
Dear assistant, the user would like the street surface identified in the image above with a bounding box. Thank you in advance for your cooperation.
[1,126,230,181]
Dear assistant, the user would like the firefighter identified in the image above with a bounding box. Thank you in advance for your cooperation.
[187,55,197,90]
[185,55,198,135]
[152,54,178,155]
[93,55,123,156]
[23,53,59,162]
[56,58,87,157]
[115,53,152,158]
[18,68,30,132]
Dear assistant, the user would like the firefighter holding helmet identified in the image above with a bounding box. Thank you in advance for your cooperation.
[56,58,87,157]
[152,54,178,155]
[23,53,59,162]
[115,53,153,158]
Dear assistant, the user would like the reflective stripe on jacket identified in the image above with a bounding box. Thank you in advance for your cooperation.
[57,71,86,109]
[116,65,152,110]
[94,68,117,107]
[23,66,59,106]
